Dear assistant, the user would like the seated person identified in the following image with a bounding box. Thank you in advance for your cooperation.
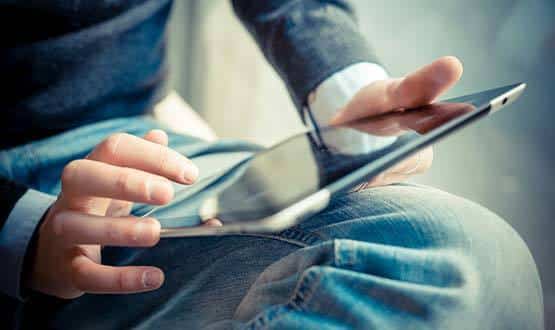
[0,0,543,329]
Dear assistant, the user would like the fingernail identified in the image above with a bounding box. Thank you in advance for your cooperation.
[182,161,199,184]
[149,179,173,203]
[142,270,163,288]
[203,218,223,227]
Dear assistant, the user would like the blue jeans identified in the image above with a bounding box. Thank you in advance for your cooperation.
[1,117,543,329]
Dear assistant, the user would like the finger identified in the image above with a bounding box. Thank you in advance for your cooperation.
[54,212,160,246]
[144,129,169,146]
[347,102,474,137]
[388,147,433,176]
[71,256,164,294]
[365,148,433,188]
[88,133,198,184]
[202,218,223,227]
[105,130,171,217]
[106,200,133,217]
[61,159,174,205]
[367,172,410,188]
[392,56,463,108]
[331,56,463,125]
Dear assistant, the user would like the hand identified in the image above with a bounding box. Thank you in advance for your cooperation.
[330,56,464,187]
[28,130,200,299]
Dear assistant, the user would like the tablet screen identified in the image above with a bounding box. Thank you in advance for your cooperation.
[201,85,519,223]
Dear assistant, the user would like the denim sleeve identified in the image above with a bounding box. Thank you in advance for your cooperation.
[0,189,56,300]
[231,0,380,109]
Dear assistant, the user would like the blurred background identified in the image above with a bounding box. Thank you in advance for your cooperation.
[167,1,555,327]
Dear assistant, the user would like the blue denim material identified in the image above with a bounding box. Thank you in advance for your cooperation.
[1,117,543,329]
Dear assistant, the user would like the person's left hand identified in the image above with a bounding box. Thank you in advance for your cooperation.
[330,56,464,187]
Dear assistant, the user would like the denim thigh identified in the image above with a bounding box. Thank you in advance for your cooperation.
[27,185,543,330]
[6,117,542,330]
[233,185,544,330]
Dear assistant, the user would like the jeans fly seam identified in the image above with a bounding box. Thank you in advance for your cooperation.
[278,227,327,246]
[228,233,310,248]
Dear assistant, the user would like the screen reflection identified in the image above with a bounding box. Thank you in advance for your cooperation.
[210,101,476,223]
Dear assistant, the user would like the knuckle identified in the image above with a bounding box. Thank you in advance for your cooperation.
[115,170,133,197]
[138,177,151,201]
[51,211,68,237]
[118,269,136,291]
[126,220,146,245]
[104,220,121,242]
[70,259,90,291]
[124,222,141,244]
[61,160,83,189]
[98,133,126,161]
[155,144,170,174]
[107,200,132,217]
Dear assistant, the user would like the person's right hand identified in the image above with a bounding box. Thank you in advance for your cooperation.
[27,130,199,299]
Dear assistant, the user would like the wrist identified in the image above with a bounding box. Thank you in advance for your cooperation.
[305,62,396,152]
[307,62,389,124]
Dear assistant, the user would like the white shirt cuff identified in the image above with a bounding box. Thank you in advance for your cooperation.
[0,189,56,300]
[305,62,397,152]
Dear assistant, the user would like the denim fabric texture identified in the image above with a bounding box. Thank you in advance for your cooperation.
[0,117,543,329]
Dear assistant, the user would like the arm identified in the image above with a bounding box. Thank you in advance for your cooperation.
[231,0,379,109]
[231,1,394,156]
[0,185,55,327]
[25,130,210,299]
[0,177,55,300]
[1,129,208,302]
[232,1,463,187]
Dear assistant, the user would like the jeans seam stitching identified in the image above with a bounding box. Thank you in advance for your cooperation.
[247,268,323,329]
[278,227,327,245]
[290,268,322,311]
[233,233,310,248]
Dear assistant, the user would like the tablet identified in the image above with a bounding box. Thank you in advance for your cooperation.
[159,83,526,237]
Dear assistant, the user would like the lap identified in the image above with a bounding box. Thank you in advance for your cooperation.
[24,184,543,330]
[235,185,543,329]
[5,118,540,329]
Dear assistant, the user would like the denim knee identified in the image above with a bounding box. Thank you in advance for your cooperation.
[235,239,480,329]
[263,184,544,329]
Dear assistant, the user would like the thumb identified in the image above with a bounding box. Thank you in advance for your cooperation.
[331,56,463,125]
